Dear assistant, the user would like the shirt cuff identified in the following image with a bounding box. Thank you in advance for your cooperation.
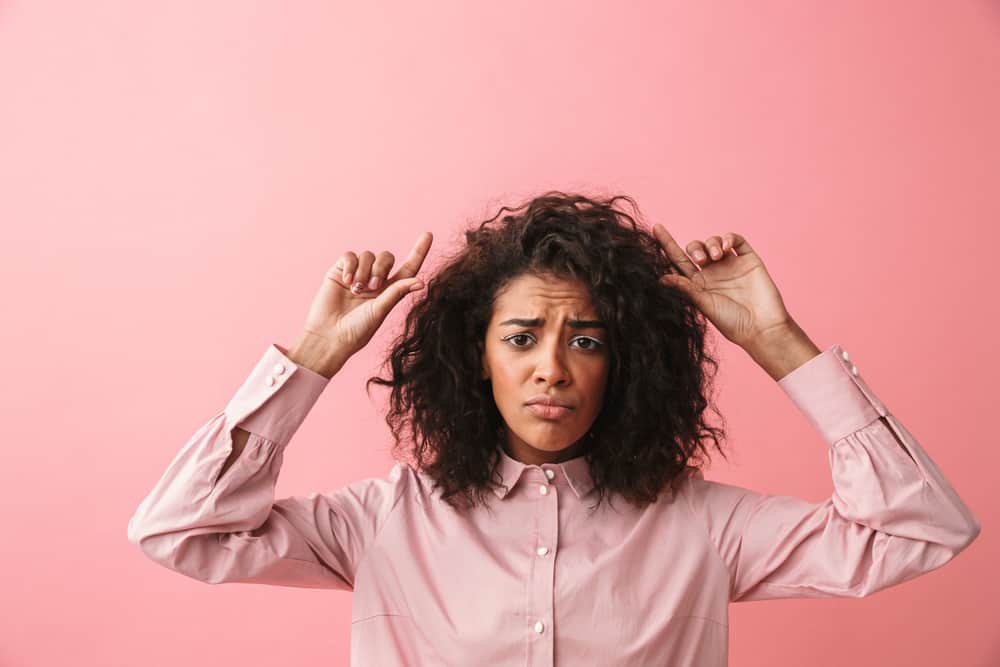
[222,343,331,446]
[776,343,888,445]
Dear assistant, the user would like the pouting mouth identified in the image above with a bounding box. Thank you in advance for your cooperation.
[525,396,574,408]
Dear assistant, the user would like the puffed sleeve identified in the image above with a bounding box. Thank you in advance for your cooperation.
[684,343,981,603]
[127,343,410,589]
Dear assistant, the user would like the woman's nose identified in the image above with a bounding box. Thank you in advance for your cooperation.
[533,345,570,384]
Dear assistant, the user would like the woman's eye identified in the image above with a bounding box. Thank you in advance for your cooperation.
[505,334,533,347]
[572,337,603,351]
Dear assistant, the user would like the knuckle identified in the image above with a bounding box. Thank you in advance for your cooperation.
[373,252,395,276]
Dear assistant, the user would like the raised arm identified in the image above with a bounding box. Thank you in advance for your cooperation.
[683,344,981,602]
[127,233,433,588]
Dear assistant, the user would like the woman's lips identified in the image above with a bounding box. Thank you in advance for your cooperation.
[526,404,573,419]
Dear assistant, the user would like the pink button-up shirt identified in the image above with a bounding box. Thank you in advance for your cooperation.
[127,342,980,666]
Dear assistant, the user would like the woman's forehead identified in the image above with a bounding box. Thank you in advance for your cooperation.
[491,273,598,319]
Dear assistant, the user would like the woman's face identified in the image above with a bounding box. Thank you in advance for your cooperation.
[480,272,610,465]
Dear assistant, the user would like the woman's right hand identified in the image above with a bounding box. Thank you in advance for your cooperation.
[298,231,433,361]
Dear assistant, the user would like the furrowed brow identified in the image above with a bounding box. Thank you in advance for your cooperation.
[498,317,607,330]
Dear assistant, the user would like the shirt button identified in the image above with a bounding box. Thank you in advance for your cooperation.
[273,363,286,375]
[841,350,850,362]
[534,620,545,633]
[265,375,275,386]
[544,469,555,480]
[537,546,549,556]
[539,484,549,495]
[851,365,858,376]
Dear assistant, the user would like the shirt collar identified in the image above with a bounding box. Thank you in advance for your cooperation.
[491,444,595,500]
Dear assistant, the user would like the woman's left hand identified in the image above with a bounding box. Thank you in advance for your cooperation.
[652,224,794,350]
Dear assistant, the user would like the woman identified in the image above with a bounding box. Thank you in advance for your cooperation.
[128,191,980,666]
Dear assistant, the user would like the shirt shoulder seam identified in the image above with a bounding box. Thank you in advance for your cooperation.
[354,463,411,580]
[677,475,733,597]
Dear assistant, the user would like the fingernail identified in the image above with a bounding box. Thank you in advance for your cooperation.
[351,282,365,294]
[368,276,381,290]
[693,251,706,261]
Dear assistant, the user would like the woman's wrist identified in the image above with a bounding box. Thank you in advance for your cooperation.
[286,330,351,379]
[742,320,821,382]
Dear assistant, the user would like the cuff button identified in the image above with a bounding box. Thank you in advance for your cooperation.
[265,375,276,386]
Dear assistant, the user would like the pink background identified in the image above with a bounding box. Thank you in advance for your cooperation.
[1,1,997,665]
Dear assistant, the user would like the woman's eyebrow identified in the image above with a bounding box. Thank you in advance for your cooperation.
[498,317,607,330]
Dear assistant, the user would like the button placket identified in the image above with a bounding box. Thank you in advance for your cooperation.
[528,469,557,661]
[536,473,551,557]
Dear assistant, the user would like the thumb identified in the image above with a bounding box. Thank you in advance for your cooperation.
[369,277,425,322]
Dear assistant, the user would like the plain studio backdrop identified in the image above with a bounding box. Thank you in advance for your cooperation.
[0,1,997,665]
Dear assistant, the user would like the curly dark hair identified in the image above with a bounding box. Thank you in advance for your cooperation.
[366,190,729,515]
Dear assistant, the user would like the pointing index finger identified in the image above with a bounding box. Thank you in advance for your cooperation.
[652,224,698,278]
[388,231,434,282]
